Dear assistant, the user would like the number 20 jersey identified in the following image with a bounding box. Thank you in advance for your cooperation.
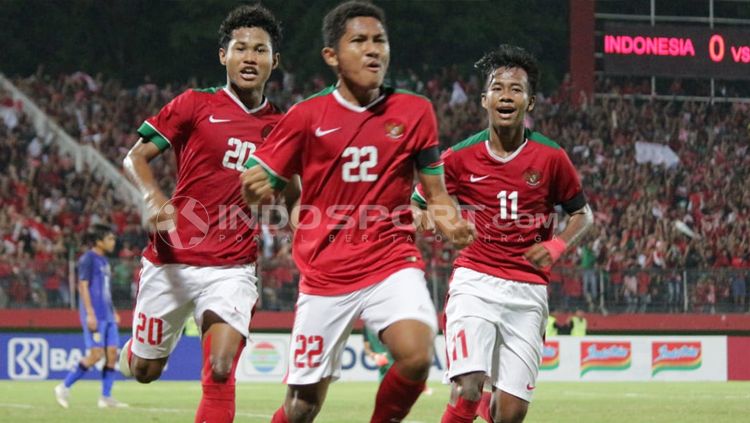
[137,87,282,266]
[248,87,442,295]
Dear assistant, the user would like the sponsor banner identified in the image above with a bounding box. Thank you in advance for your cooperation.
[540,336,726,382]
[236,334,448,382]
[0,333,201,381]
[2,333,728,382]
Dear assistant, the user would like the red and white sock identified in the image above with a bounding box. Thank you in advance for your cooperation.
[441,396,481,423]
[370,365,425,423]
[476,391,493,422]
[194,335,244,423]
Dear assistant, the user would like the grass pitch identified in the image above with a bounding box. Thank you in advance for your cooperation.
[1,380,748,422]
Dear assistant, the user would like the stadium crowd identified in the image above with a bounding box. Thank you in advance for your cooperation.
[1,68,748,314]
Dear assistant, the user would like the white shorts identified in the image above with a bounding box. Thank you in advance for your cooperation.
[444,267,548,402]
[285,267,438,385]
[131,258,258,359]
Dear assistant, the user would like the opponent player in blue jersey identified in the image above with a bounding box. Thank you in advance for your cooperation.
[55,224,127,409]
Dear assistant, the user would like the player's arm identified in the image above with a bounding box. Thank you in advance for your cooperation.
[417,172,475,249]
[123,139,174,231]
[525,204,594,269]
[78,280,97,331]
[284,175,302,232]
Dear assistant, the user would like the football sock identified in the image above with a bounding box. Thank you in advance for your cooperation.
[271,406,289,423]
[370,365,425,423]
[102,366,116,397]
[476,391,493,422]
[441,396,481,423]
[194,335,244,423]
[63,362,89,388]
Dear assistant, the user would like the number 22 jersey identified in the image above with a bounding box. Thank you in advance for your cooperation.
[247,87,443,295]
[138,87,282,266]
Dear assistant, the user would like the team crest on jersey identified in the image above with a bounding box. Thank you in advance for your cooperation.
[385,121,405,140]
[523,169,542,187]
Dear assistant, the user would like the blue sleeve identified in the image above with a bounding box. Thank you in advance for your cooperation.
[78,254,93,282]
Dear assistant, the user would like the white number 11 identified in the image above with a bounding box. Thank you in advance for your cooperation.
[497,190,518,219]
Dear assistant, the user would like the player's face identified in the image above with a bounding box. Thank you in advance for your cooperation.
[481,67,535,130]
[220,27,278,93]
[99,233,116,253]
[323,17,390,92]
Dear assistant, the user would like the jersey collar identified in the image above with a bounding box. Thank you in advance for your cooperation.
[222,87,268,114]
[484,129,529,163]
[332,88,386,113]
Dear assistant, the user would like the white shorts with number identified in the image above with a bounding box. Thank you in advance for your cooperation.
[285,267,438,385]
[131,258,258,359]
[444,267,548,402]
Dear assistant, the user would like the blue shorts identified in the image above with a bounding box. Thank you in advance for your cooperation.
[83,321,120,349]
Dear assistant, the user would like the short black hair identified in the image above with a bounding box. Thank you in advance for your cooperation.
[322,1,386,48]
[86,224,114,246]
[219,4,282,51]
[475,44,540,94]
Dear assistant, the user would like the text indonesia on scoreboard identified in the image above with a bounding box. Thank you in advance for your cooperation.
[602,23,750,79]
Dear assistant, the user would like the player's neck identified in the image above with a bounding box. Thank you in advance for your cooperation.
[91,246,105,256]
[226,82,264,110]
[336,80,381,107]
[488,125,525,158]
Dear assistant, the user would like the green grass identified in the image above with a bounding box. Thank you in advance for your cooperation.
[1,380,748,422]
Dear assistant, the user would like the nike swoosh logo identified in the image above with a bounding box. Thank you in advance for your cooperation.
[470,175,489,182]
[315,127,341,137]
[209,115,231,123]
[526,383,536,391]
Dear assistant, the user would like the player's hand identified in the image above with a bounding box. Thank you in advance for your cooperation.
[448,219,476,249]
[524,243,553,269]
[411,206,435,232]
[373,353,389,367]
[86,313,98,331]
[240,166,274,206]
[145,193,176,232]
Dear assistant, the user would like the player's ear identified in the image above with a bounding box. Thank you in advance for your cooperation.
[272,52,280,70]
[480,92,488,109]
[219,48,227,66]
[322,46,338,68]
[527,94,536,112]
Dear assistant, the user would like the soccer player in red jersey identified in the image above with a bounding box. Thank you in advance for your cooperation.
[120,5,283,422]
[241,2,475,422]
[412,45,594,423]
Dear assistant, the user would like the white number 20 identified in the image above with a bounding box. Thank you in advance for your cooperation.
[342,146,378,182]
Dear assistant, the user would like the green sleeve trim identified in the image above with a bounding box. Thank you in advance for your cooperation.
[137,121,171,151]
[411,189,427,209]
[418,164,444,175]
[528,130,562,149]
[244,156,288,191]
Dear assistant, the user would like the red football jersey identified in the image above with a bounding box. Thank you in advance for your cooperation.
[138,87,282,266]
[247,87,443,295]
[414,129,585,284]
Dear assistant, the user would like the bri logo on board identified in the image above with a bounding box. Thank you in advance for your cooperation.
[651,342,702,376]
[580,341,631,376]
[540,341,560,370]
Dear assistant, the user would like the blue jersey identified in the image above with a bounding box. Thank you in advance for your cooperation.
[78,250,115,322]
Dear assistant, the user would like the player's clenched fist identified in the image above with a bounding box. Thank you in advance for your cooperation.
[449,219,476,249]
[240,166,274,205]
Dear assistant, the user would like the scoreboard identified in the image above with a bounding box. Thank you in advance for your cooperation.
[602,23,750,80]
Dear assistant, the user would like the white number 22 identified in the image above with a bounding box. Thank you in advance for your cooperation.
[342,146,378,182]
